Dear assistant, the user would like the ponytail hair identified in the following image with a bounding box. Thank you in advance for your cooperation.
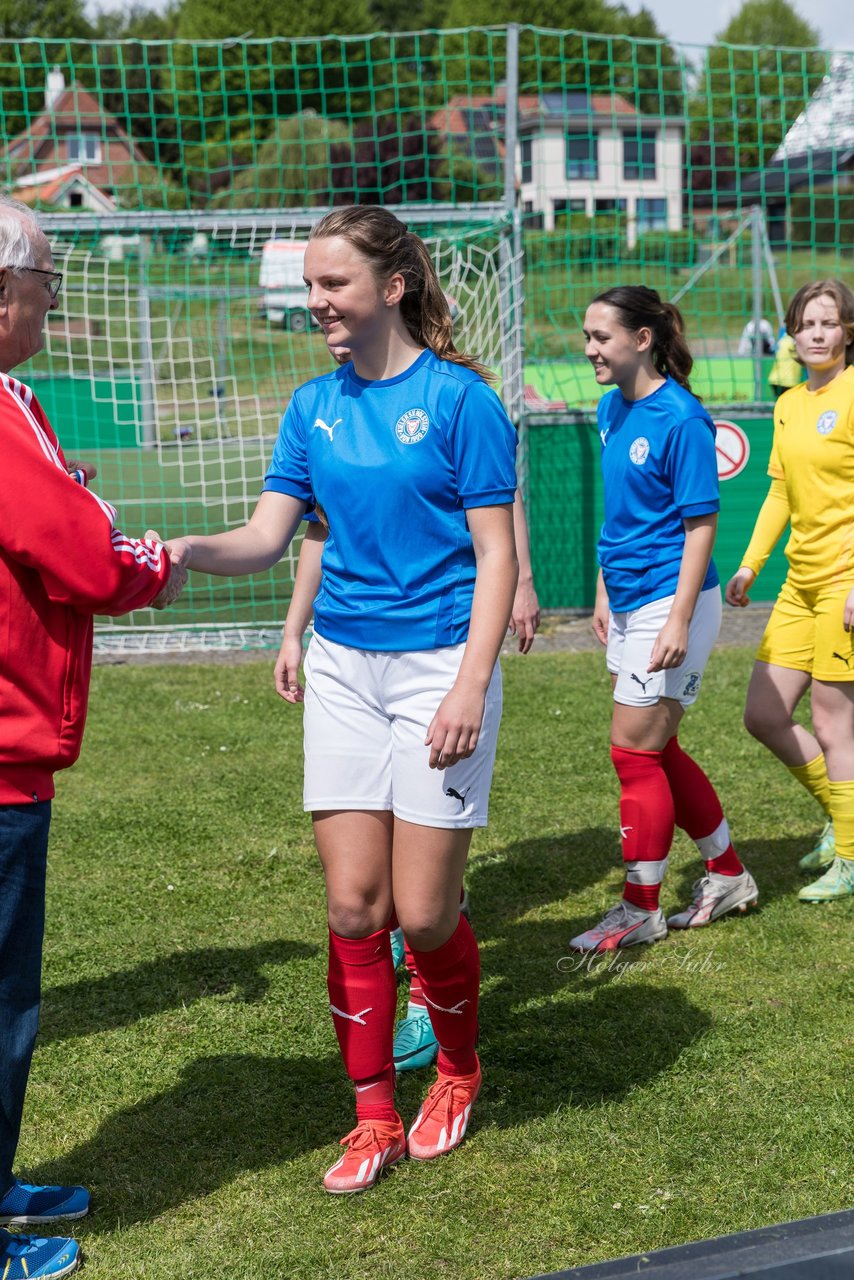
[309,206,494,383]
[593,285,694,393]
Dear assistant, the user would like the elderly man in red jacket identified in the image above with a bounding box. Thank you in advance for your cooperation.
[0,197,183,1279]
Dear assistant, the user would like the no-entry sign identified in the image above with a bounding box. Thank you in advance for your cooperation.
[714,419,750,481]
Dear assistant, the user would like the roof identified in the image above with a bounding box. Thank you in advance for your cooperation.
[742,146,854,196]
[4,81,148,168]
[775,54,854,161]
[432,90,676,141]
[13,164,118,211]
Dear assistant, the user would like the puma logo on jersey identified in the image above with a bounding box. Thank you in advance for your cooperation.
[330,1003,372,1025]
[620,825,633,839]
[314,416,342,441]
[423,993,470,1015]
[445,785,471,811]
[630,672,651,692]
[833,651,853,668]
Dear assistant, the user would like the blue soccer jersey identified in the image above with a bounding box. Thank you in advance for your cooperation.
[597,377,720,612]
[264,349,518,651]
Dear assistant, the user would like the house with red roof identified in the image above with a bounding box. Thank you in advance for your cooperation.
[4,69,148,211]
[434,88,684,246]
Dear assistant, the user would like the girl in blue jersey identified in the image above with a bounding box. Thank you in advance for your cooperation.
[160,207,519,1192]
[570,285,757,954]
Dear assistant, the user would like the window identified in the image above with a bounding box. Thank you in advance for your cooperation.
[594,198,626,217]
[636,198,668,232]
[68,191,83,209]
[553,198,587,226]
[520,138,532,185]
[66,134,101,163]
[523,203,545,230]
[565,132,598,180]
[623,130,656,180]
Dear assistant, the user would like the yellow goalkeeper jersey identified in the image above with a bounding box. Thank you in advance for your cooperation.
[768,365,854,588]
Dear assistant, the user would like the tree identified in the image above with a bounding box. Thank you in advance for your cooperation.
[438,0,685,118]
[212,112,348,207]
[0,0,89,39]
[689,0,826,179]
[170,0,376,198]
[329,112,501,204]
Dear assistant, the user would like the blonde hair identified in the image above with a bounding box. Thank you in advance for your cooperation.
[309,206,493,383]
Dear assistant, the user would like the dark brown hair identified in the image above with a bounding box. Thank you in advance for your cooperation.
[592,285,694,392]
[309,206,493,382]
[785,279,854,366]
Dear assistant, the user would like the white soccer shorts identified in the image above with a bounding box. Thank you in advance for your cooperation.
[607,586,722,707]
[302,632,503,828]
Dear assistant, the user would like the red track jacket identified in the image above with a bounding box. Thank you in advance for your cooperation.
[0,374,171,804]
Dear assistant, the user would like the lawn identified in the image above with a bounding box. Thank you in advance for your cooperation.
[24,649,854,1279]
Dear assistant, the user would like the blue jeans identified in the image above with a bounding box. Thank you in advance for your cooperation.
[0,802,50,1190]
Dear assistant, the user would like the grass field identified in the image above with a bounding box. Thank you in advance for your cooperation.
[24,648,854,1279]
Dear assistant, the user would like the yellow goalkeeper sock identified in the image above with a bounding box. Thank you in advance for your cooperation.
[788,754,832,817]
[828,780,854,862]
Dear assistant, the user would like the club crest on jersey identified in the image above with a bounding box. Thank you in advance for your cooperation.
[629,436,650,465]
[816,410,838,436]
[682,671,702,698]
[395,407,430,445]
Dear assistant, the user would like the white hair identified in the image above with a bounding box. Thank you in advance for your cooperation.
[0,196,43,270]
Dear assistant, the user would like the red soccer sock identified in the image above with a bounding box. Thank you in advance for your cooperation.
[409,915,480,1078]
[327,926,398,1122]
[661,736,743,876]
[403,940,427,1009]
[610,745,675,911]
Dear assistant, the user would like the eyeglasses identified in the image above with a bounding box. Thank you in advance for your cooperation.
[24,267,63,299]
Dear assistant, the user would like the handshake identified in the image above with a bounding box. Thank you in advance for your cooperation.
[147,529,193,611]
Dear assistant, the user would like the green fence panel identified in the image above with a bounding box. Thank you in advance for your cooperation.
[528,413,789,612]
[31,376,140,452]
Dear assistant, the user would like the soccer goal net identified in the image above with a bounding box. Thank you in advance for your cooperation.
[31,208,521,652]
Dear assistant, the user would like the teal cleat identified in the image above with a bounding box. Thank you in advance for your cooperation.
[393,1005,438,1072]
[390,927,405,971]
[798,855,854,902]
[798,820,835,873]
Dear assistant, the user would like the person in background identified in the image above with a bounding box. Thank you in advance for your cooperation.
[738,316,776,358]
[769,325,803,401]
[727,279,854,900]
[570,284,757,954]
[0,196,184,1280]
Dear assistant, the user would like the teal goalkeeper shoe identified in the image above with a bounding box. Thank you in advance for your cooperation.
[0,1230,79,1279]
[390,927,405,971]
[393,1006,438,1072]
[798,820,836,872]
[798,855,854,902]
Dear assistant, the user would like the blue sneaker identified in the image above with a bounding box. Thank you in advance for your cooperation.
[0,1182,89,1226]
[0,1230,79,1278]
[390,927,405,972]
[393,1005,439,1072]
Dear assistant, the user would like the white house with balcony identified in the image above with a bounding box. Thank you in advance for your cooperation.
[517,92,684,247]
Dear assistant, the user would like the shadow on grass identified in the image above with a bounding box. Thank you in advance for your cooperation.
[39,939,317,1046]
[29,833,712,1224]
[668,836,810,912]
[29,1050,347,1228]
[468,828,619,928]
